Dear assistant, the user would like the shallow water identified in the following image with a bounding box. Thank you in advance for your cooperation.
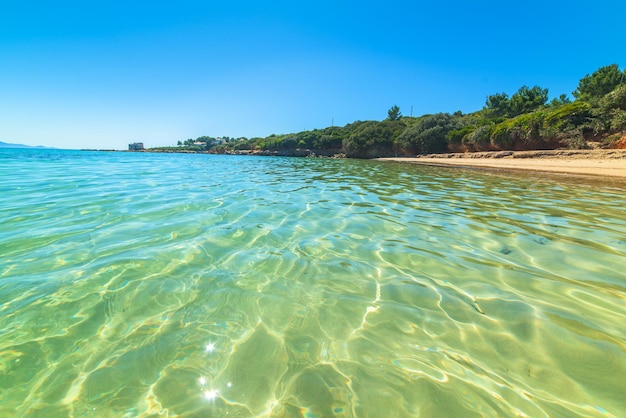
[0,148,625,417]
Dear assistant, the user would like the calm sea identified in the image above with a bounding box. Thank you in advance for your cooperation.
[1,148,625,417]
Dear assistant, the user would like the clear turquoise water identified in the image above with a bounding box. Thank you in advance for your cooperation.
[1,148,625,417]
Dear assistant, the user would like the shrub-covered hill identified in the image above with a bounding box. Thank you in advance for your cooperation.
[153,64,626,158]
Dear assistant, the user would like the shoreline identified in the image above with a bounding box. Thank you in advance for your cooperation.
[378,149,626,178]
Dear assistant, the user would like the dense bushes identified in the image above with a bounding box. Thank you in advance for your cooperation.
[596,85,626,132]
[343,120,406,158]
[396,113,459,154]
[490,112,547,149]
[250,126,347,152]
[543,101,592,130]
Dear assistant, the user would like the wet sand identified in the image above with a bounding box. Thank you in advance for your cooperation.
[378,149,626,178]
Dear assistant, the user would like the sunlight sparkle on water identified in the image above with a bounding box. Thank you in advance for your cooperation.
[204,390,219,401]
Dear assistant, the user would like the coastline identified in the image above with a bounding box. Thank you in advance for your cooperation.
[378,149,626,178]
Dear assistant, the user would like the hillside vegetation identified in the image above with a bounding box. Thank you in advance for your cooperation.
[153,64,626,158]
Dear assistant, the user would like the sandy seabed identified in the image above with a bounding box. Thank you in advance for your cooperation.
[378,149,626,178]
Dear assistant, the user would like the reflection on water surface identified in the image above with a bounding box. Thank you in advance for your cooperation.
[0,149,625,417]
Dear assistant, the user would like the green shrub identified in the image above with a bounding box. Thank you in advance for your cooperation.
[343,120,405,158]
[446,125,475,145]
[599,85,626,111]
[396,113,459,153]
[464,125,492,148]
[544,101,592,130]
[610,110,626,131]
[487,112,546,149]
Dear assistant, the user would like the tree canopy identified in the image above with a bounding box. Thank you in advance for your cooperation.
[573,64,625,102]
[387,105,402,121]
[509,85,549,116]
[484,85,548,118]
[484,92,510,117]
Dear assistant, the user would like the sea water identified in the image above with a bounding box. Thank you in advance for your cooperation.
[0,148,624,417]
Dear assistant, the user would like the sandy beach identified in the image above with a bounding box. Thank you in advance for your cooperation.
[378,149,626,178]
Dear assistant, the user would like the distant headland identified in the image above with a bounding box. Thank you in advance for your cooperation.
[0,141,55,149]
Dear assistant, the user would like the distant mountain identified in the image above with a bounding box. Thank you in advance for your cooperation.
[0,141,54,149]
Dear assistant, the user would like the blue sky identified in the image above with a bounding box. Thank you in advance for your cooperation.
[1,1,625,150]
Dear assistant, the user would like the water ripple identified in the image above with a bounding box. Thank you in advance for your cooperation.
[1,149,625,417]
